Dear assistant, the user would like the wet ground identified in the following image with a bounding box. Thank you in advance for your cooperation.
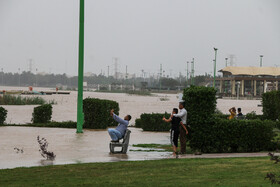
[0,126,171,169]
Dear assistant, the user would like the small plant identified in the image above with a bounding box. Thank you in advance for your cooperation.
[159,96,169,101]
[265,152,280,184]
[13,147,24,153]
[0,106,7,124]
[37,136,56,160]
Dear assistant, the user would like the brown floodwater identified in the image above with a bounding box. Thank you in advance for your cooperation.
[0,126,171,169]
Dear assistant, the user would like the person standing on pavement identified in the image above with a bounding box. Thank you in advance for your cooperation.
[172,101,187,154]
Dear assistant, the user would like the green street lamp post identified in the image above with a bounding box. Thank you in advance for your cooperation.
[213,48,218,88]
[77,0,85,133]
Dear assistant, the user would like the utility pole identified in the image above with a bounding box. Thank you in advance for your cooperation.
[213,48,218,88]
[126,65,128,79]
[225,57,228,67]
[1,68,3,85]
[191,58,194,85]
[77,0,85,133]
[18,68,21,87]
[186,61,189,88]
[260,55,263,67]
[35,68,38,86]
[159,64,162,90]
[107,65,109,77]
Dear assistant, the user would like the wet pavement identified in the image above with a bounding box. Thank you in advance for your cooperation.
[0,126,271,170]
[0,126,171,169]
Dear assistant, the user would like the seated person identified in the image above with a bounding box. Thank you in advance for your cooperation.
[228,107,236,120]
[108,109,131,142]
[237,108,243,117]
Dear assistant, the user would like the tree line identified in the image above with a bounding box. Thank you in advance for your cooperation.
[0,71,212,90]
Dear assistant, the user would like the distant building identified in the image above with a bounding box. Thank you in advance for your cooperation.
[213,66,280,97]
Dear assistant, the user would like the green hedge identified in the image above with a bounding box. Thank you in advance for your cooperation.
[262,91,280,120]
[32,104,52,123]
[3,121,76,128]
[136,113,170,131]
[183,86,217,123]
[83,98,119,129]
[187,118,276,153]
[0,106,7,124]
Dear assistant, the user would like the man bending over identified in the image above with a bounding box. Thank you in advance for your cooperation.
[108,109,131,142]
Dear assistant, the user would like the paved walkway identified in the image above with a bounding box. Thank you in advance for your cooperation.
[0,126,271,169]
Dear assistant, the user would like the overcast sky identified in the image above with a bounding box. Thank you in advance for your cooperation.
[0,0,279,77]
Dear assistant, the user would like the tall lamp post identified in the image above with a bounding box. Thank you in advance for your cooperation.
[213,48,218,88]
[186,61,189,88]
[225,57,228,67]
[1,68,3,85]
[18,68,21,87]
[260,55,263,67]
[191,58,194,85]
[77,0,85,133]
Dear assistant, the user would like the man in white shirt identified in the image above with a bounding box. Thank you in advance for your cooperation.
[172,102,187,154]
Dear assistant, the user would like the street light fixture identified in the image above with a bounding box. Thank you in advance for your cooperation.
[260,55,263,67]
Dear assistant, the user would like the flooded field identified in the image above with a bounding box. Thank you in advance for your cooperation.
[0,86,262,124]
[0,86,264,169]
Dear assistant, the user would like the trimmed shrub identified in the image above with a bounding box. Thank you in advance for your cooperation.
[245,111,264,120]
[187,117,276,153]
[0,106,7,124]
[83,98,119,129]
[214,113,229,120]
[135,118,142,128]
[262,91,280,120]
[138,113,170,131]
[32,104,52,123]
[183,86,217,123]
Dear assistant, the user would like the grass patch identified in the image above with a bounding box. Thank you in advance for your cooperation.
[0,157,279,186]
[0,95,56,105]
[132,144,193,154]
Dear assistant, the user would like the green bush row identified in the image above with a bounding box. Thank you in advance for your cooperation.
[182,86,277,153]
[214,112,264,120]
[83,98,119,129]
[0,106,7,124]
[187,118,276,153]
[262,91,280,120]
[1,121,76,128]
[135,113,170,131]
[0,95,56,105]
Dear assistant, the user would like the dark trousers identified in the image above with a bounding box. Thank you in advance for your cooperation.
[170,129,180,148]
[179,124,187,154]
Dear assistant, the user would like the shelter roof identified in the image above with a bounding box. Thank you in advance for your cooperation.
[219,66,280,76]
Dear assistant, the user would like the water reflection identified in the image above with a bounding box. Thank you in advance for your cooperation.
[40,159,54,166]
